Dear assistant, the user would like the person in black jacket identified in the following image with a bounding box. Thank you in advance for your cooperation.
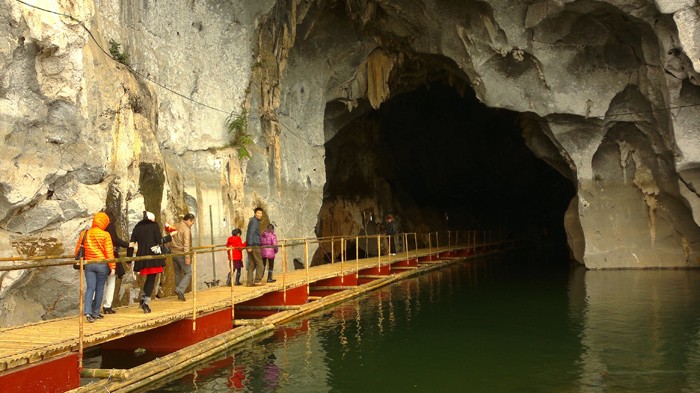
[386,215,397,255]
[102,211,129,314]
[130,211,165,313]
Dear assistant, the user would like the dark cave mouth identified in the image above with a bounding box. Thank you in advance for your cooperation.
[321,80,576,248]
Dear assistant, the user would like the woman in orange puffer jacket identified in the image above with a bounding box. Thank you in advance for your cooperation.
[75,211,114,322]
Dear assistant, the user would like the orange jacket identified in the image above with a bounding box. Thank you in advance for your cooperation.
[75,212,115,270]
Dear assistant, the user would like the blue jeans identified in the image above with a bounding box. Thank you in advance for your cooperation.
[84,263,109,316]
[173,255,192,294]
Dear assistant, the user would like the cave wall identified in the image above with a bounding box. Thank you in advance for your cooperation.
[1,0,700,326]
[297,0,700,269]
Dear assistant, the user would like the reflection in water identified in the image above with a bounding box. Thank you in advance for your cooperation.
[571,268,700,392]
[146,254,700,392]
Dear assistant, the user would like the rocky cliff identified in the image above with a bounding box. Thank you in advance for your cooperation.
[1,0,699,326]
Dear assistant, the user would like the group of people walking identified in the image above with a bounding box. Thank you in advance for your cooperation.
[75,207,279,323]
[226,207,278,287]
[75,210,196,322]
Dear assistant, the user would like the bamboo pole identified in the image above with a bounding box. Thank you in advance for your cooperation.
[72,325,273,393]
[81,368,130,380]
[192,251,197,331]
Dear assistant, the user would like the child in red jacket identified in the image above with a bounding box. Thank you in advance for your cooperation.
[226,228,246,286]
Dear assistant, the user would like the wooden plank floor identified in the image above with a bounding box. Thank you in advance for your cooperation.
[0,245,465,372]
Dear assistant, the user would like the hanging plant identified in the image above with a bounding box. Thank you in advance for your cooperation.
[226,110,252,160]
[108,39,130,65]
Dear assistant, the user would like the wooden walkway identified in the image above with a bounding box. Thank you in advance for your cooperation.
[0,245,471,373]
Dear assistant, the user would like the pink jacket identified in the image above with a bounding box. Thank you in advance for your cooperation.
[260,230,278,259]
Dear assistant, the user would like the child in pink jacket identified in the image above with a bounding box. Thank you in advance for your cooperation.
[260,224,278,283]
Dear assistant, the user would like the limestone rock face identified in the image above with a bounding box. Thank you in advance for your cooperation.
[1,0,700,326]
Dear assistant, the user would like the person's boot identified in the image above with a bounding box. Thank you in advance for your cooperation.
[141,297,151,313]
[226,271,232,286]
[267,271,276,283]
[234,270,242,286]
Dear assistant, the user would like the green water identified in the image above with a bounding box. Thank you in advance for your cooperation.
[143,250,700,392]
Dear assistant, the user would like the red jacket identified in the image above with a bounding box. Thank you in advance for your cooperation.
[75,212,115,270]
[226,236,246,261]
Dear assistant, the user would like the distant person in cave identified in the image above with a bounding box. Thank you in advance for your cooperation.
[246,207,265,286]
[130,211,166,313]
[75,211,114,323]
[226,228,246,286]
[171,213,196,300]
[102,211,129,314]
[260,224,279,283]
[386,215,397,255]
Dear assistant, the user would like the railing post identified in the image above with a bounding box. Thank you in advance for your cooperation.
[428,232,432,261]
[304,240,309,296]
[355,236,359,280]
[78,256,84,372]
[331,237,334,264]
[229,247,234,321]
[282,242,287,303]
[435,231,439,249]
[414,233,418,253]
[404,233,409,260]
[388,234,392,256]
[340,237,345,284]
[377,235,381,271]
[192,251,197,331]
[209,205,216,281]
[448,230,451,247]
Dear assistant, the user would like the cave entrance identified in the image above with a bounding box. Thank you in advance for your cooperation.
[317,75,575,264]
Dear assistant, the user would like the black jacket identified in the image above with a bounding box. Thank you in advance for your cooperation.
[130,219,165,271]
[105,221,129,257]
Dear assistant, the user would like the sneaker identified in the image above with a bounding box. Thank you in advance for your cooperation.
[94,314,104,319]
[85,315,96,323]
[141,303,151,313]
[234,282,242,286]
[267,278,276,283]
[103,307,116,314]
[175,290,186,301]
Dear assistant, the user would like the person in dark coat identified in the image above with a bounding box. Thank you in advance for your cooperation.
[386,215,397,255]
[130,211,165,313]
[245,207,265,286]
[102,211,129,314]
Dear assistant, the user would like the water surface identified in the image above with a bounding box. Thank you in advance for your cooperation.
[141,250,700,392]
